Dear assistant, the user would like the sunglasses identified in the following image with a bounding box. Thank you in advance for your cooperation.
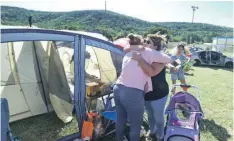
[143,39,152,44]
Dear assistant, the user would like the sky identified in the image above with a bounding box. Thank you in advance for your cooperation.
[1,0,233,27]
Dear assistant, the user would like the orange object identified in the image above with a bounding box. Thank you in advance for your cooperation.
[181,86,188,91]
[81,112,99,139]
[82,121,94,139]
[87,112,98,120]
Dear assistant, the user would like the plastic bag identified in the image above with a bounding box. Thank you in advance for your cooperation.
[92,114,105,140]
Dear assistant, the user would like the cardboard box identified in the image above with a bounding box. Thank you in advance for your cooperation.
[86,82,100,96]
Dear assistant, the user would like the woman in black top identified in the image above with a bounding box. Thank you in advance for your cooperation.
[143,34,170,141]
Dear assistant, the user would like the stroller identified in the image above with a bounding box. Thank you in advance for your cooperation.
[164,84,204,141]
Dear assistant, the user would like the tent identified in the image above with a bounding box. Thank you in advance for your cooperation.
[1,39,74,123]
[1,26,124,140]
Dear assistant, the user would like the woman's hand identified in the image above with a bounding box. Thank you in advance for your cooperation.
[131,52,143,61]
[144,82,148,93]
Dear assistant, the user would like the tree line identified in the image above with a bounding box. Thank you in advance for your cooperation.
[1,6,233,43]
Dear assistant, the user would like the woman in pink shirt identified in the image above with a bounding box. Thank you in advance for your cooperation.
[113,34,174,141]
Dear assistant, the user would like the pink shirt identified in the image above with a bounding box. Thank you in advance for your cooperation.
[116,48,172,92]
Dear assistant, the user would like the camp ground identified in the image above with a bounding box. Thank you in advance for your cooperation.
[1,26,124,141]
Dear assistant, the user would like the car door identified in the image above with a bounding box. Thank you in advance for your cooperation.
[210,51,221,65]
[198,51,208,64]
[206,51,211,65]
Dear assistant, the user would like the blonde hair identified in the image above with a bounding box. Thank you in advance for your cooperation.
[127,33,143,45]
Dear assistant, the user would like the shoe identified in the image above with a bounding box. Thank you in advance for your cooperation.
[146,130,156,138]
[145,136,153,141]
[140,126,147,137]
[145,130,156,141]
[123,136,128,141]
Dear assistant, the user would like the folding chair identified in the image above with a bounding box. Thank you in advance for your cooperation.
[100,96,130,141]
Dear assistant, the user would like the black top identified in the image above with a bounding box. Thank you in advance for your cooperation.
[144,68,169,101]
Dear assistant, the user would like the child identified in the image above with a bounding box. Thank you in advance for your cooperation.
[169,44,187,94]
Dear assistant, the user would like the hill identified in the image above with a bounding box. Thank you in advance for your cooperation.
[1,6,233,42]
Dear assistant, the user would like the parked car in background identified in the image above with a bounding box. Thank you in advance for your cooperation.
[189,47,204,54]
[192,50,233,68]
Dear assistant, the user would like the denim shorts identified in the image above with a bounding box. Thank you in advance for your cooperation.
[171,69,185,80]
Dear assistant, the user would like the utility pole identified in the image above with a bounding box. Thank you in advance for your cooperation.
[28,16,32,27]
[105,1,107,13]
[191,6,199,23]
[104,1,107,40]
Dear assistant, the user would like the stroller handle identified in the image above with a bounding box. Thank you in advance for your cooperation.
[170,84,200,101]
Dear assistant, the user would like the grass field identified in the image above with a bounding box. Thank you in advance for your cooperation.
[10,66,233,141]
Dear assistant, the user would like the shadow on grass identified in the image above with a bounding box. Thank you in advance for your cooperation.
[184,72,194,76]
[200,119,231,141]
[165,69,195,77]
[10,112,78,141]
[195,65,233,72]
[99,116,149,141]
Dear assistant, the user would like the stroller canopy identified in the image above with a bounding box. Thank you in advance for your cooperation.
[166,92,203,113]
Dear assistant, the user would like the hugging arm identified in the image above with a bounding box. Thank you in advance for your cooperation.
[123,47,132,53]
[124,45,144,53]
[131,51,179,77]
[152,51,182,70]
[137,59,165,77]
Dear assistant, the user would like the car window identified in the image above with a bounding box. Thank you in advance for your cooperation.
[199,51,207,60]
[211,51,221,61]
[199,51,206,56]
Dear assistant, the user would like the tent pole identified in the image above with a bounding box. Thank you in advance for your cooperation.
[32,41,49,112]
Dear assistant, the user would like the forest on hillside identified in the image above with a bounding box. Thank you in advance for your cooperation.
[1,6,233,43]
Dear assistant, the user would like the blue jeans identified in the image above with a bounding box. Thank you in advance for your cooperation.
[145,95,168,139]
[113,84,144,141]
[171,69,185,81]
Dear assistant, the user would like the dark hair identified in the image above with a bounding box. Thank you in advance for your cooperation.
[177,44,185,49]
[177,44,186,54]
[127,33,143,45]
[147,34,167,51]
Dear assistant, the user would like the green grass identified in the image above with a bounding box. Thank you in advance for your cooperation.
[10,66,233,141]
[10,112,78,141]
[166,66,233,141]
